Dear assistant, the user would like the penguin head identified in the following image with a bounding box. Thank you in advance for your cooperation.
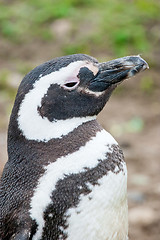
[10,54,148,142]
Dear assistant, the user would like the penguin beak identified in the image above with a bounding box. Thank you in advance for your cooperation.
[89,55,149,92]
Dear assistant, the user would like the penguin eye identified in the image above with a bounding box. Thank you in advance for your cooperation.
[63,78,80,90]
[65,82,78,88]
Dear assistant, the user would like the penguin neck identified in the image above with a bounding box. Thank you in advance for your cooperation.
[17,114,97,142]
[7,119,103,165]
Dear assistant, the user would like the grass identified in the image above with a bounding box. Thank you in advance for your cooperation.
[91,0,160,56]
[0,0,159,55]
[0,0,159,96]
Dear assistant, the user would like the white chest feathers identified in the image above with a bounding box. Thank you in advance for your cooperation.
[30,129,128,240]
[65,166,128,240]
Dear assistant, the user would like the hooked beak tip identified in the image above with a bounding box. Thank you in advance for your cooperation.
[142,62,149,70]
[122,55,149,78]
[88,55,149,92]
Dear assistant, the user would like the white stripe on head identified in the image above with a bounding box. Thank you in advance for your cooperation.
[29,129,117,240]
[17,61,96,141]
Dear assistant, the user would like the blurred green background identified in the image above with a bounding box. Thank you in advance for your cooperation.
[0,0,159,103]
[0,0,160,239]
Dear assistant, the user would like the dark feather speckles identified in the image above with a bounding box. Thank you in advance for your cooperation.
[42,144,125,239]
[0,120,102,239]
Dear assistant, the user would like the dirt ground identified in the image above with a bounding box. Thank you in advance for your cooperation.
[0,40,160,239]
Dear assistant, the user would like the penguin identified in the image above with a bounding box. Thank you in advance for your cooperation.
[0,54,148,240]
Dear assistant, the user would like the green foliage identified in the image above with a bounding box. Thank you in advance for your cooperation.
[110,117,144,137]
[135,0,160,18]
[0,0,159,53]
[95,0,159,56]
[125,117,144,133]
[0,0,75,42]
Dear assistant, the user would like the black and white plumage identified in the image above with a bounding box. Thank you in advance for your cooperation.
[0,54,148,240]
